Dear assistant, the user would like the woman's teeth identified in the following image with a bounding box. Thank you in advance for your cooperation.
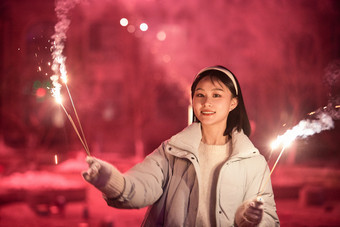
[202,111,215,114]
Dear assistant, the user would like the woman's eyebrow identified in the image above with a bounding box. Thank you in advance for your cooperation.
[212,88,224,91]
[195,87,224,92]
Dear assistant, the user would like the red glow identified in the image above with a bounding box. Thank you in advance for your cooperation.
[36,87,46,98]
[1,0,340,226]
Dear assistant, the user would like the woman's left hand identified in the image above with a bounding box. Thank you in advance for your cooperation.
[235,198,263,227]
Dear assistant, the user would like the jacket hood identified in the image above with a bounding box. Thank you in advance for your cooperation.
[167,122,259,160]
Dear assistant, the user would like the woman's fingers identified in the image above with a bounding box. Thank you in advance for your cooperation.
[83,158,101,181]
[244,201,263,224]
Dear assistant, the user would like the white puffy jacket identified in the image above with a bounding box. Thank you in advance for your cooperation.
[105,122,280,226]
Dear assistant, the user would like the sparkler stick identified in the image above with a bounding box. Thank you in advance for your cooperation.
[51,61,91,156]
[59,101,90,156]
[257,148,274,196]
[50,74,91,156]
[64,82,90,153]
[257,147,286,197]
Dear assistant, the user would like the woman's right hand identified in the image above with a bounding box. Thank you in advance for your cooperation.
[82,156,125,198]
[82,156,115,189]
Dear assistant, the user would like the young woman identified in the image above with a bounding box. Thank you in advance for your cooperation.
[83,66,280,226]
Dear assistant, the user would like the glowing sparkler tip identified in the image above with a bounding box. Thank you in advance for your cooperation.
[55,95,63,104]
[270,134,294,151]
[270,139,280,150]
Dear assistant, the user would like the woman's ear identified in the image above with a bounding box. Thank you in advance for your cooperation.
[230,97,238,112]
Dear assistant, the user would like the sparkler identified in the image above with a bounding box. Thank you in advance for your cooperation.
[257,105,338,197]
[49,0,90,156]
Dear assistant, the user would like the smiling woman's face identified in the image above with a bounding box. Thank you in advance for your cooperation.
[193,76,238,129]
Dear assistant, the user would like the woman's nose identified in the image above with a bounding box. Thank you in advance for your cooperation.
[203,97,212,107]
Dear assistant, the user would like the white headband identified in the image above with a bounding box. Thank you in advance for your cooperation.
[196,66,239,95]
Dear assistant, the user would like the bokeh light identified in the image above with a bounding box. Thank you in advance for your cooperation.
[120,18,128,27]
[157,31,166,41]
[36,87,47,98]
[127,25,135,33]
[139,23,148,31]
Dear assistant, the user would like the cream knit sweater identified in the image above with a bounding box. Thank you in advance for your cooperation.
[196,141,231,227]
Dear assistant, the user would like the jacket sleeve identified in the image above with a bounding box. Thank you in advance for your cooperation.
[244,155,280,227]
[104,142,171,209]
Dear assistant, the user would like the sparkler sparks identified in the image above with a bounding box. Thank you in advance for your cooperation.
[258,105,338,197]
[271,111,335,150]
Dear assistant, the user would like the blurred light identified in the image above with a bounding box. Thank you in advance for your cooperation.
[54,154,58,165]
[163,54,171,63]
[250,120,256,133]
[188,105,193,125]
[53,110,65,128]
[140,23,148,31]
[127,25,135,33]
[157,31,166,41]
[36,87,47,98]
[33,80,42,89]
[120,18,128,27]
[103,106,115,121]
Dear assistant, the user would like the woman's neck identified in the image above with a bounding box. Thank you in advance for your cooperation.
[201,124,228,145]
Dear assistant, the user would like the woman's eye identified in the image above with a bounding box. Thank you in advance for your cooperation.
[195,93,204,97]
[213,94,221,98]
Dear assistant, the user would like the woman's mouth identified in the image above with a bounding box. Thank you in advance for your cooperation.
[201,111,215,115]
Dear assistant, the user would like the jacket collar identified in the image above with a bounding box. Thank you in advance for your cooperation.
[167,122,259,159]
[167,123,202,157]
[229,129,259,159]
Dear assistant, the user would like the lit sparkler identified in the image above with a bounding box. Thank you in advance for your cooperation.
[49,0,90,156]
[257,106,338,196]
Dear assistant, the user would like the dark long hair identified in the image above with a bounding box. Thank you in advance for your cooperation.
[191,65,251,137]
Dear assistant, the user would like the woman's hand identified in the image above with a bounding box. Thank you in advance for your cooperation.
[82,156,114,188]
[235,198,264,227]
[82,156,125,198]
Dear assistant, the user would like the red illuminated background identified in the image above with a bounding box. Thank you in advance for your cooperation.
[0,0,340,226]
